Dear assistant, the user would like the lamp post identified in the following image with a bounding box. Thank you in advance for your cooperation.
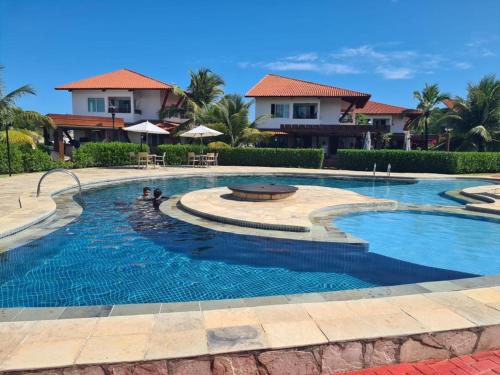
[445,128,453,152]
[5,123,13,176]
[109,105,116,141]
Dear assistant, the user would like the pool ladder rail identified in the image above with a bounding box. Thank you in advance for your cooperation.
[36,168,84,204]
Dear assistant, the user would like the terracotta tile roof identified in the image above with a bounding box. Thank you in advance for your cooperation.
[245,74,370,107]
[356,100,414,115]
[443,99,456,109]
[56,69,173,90]
[48,114,125,128]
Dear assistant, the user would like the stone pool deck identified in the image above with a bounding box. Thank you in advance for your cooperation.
[178,185,395,232]
[0,166,499,373]
[1,285,500,373]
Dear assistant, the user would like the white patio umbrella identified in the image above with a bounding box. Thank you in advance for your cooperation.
[404,131,412,151]
[123,121,169,150]
[363,131,372,150]
[180,125,223,152]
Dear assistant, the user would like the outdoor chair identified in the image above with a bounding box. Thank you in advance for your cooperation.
[187,152,198,167]
[205,153,216,166]
[155,152,166,167]
[129,152,137,167]
[137,152,150,168]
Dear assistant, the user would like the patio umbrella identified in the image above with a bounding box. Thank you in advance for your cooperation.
[123,121,169,150]
[404,131,412,151]
[363,131,372,150]
[180,125,222,153]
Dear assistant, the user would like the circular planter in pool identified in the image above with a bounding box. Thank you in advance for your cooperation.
[228,183,298,201]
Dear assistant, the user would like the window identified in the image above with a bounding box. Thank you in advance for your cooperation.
[372,118,390,126]
[108,97,131,113]
[293,103,318,119]
[270,103,289,118]
[87,98,105,113]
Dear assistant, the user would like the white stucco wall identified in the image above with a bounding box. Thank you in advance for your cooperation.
[71,89,181,124]
[389,115,407,133]
[254,97,344,129]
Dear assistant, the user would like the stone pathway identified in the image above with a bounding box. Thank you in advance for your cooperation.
[340,349,500,374]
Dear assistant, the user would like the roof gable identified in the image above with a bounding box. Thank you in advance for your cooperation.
[357,101,411,115]
[56,69,172,90]
[245,74,370,107]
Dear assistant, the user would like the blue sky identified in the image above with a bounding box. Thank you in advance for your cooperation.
[1,0,499,115]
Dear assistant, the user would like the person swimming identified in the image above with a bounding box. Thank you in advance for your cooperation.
[139,187,152,200]
[152,188,167,209]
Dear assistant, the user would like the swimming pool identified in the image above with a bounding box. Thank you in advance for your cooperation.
[0,175,497,307]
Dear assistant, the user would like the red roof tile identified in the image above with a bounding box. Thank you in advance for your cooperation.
[443,99,456,109]
[56,69,172,90]
[356,100,413,115]
[48,114,125,128]
[245,74,370,107]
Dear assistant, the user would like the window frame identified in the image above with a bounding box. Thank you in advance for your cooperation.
[270,103,290,118]
[87,98,105,113]
[108,97,132,114]
[292,103,318,119]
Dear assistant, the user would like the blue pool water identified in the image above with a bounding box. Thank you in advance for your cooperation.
[0,176,498,307]
[335,211,500,276]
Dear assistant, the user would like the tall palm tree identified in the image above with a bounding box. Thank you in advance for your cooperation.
[438,75,500,151]
[408,83,450,150]
[187,68,224,107]
[198,94,269,146]
[0,66,54,139]
[158,68,225,134]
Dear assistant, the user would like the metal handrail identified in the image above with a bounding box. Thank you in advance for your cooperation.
[36,168,82,199]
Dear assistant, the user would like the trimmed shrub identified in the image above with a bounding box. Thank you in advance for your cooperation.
[0,143,24,174]
[0,144,71,174]
[157,144,324,168]
[73,142,148,168]
[207,141,230,149]
[337,149,500,174]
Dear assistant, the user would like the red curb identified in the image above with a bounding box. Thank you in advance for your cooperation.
[339,350,500,375]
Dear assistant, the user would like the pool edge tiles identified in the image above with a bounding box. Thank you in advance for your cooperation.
[1,275,500,322]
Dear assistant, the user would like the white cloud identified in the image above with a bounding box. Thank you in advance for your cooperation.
[261,61,359,75]
[239,43,483,79]
[376,66,413,79]
[454,62,472,70]
[285,53,318,62]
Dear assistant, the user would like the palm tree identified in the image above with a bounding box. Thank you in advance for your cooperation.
[438,75,500,151]
[0,128,42,148]
[408,83,450,150]
[187,68,224,107]
[0,67,54,141]
[198,94,270,146]
[158,68,225,134]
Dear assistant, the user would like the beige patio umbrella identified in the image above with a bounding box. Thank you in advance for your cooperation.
[180,125,223,152]
[123,121,169,150]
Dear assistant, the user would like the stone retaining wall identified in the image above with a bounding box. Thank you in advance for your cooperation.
[13,325,500,375]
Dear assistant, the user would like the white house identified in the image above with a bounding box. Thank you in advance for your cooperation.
[48,69,187,158]
[246,74,418,154]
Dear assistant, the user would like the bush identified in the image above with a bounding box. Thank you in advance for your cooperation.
[337,149,500,174]
[73,142,148,168]
[0,144,71,174]
[207,141,230,149]
[0,143,24,174]
[157,144,324,168]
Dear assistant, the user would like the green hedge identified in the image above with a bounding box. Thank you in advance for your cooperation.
[73,142,149,168]
[157,144,324,168]
[337,149,500,174]
[0,144,70,174]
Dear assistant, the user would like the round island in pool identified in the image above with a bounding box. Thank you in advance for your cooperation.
[228,183,298,200]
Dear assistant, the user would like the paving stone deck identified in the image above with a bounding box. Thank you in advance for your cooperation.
[178,185,395,232]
